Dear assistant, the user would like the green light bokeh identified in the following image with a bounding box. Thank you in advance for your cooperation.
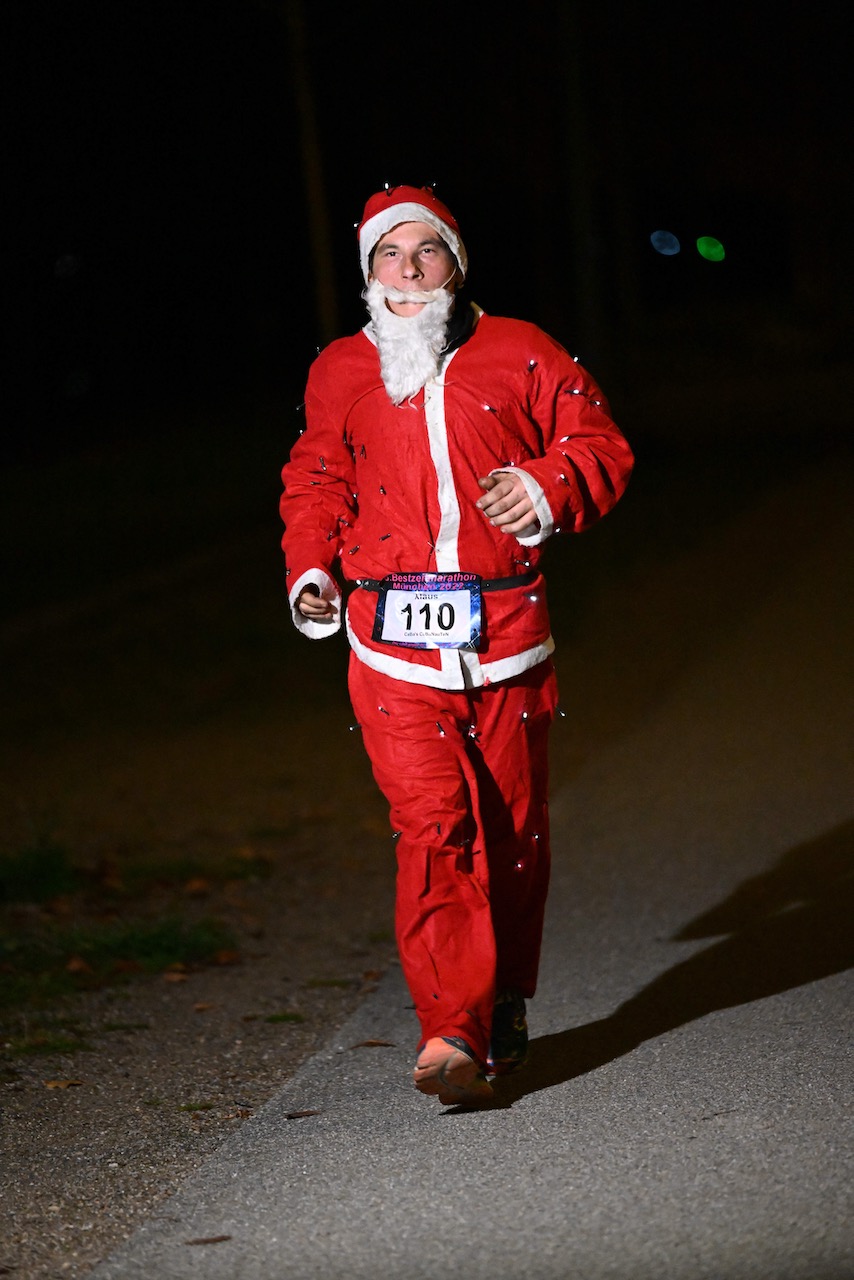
[696,236,725,262]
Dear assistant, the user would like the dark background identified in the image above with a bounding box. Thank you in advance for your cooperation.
[1,0,851,606]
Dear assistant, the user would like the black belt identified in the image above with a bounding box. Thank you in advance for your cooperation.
[354,570,537,593]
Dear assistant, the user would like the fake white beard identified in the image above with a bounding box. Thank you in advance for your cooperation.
[364,276,455,405]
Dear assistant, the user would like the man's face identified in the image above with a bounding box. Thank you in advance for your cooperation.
[369,221,459,316]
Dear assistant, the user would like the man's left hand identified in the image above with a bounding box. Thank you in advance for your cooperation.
[476,472,540,537]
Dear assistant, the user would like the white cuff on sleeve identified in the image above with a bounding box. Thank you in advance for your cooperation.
[288,568,343,638]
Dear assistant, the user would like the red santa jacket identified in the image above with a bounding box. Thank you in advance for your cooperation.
[280,307,634,690]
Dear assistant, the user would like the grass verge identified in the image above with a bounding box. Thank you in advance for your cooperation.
[0,916,238,1013]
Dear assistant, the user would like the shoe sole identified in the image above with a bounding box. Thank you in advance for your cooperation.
[414,1038,494,1107]
[487,1055,528,1077]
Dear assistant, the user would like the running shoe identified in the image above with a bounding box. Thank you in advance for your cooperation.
[414,1036,493,1107]
[487,988,528,1076]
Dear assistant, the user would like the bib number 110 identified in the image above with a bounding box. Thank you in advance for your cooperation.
[372,573,482,649]
[401,600,456,632]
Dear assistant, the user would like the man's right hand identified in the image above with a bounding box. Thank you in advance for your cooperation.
[296,584,337,619]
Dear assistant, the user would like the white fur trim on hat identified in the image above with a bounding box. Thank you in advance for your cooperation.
[359,202,468,283]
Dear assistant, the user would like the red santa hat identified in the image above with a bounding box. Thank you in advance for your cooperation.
[357,184,468,283]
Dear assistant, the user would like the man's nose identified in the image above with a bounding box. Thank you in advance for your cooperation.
[401,254,423,278]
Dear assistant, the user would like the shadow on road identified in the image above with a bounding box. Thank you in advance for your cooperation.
[492,818,854,1106]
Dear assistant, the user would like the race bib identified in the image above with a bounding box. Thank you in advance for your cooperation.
[371,572,483,650]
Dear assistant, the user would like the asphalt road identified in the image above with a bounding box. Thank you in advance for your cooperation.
[90,442,853,1280]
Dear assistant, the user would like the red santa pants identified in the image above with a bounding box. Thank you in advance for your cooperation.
[348,653,558,1065]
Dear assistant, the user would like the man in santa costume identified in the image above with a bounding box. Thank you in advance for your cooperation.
[280,184,633,1106]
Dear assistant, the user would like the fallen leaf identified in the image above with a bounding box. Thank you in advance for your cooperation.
[184,877,212,897]
[163,971,189,983]
[44,1079,85,1089]
[359,815,390,835]
[214,949,241,966]
[193,1002,215,1013]
[184,1235,232,1246]
[47,895,74,916]
[65,955,94,974]
[350,1039,396,1049]
[285,1109,322,1120]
